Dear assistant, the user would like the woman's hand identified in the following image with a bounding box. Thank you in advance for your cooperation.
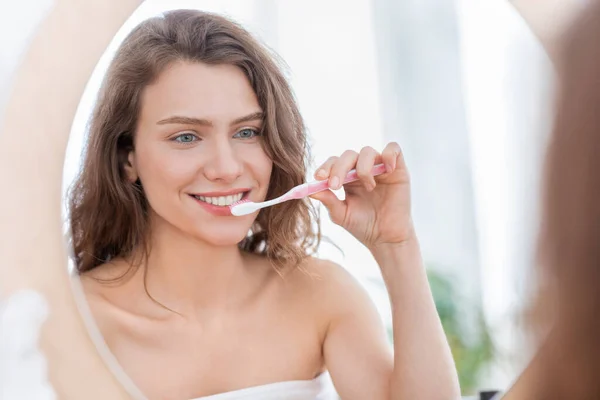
[310,142,414,251]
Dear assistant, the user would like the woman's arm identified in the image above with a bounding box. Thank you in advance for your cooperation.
[312,144,460,399]
[373,239,459,400]
[321,237,460,400]
[0,1,142,398]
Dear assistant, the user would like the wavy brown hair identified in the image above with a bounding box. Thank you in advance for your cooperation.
[69,10,320,275]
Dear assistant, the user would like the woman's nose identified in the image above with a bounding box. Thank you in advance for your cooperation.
[203,139,244,183]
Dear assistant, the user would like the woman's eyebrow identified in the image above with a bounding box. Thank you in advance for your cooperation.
[156,111,264,126]
[232,111,264,125]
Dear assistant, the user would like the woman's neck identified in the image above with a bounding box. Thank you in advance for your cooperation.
[132,216,256,319]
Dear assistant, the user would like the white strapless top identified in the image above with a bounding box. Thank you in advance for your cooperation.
[191,372,336,400]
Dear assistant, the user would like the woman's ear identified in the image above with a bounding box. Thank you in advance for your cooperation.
[124,151,138,182]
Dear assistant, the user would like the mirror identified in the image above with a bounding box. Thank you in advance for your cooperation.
[1,0,570,399]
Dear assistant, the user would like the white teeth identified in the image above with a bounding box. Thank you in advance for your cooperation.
[194,193,244,206]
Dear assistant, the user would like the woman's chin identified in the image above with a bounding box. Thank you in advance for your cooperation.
[194,229,250,247]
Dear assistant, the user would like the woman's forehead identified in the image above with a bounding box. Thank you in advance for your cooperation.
[140,61,260,124]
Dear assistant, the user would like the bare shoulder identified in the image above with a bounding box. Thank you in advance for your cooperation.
[284,257,377,321]
[289,257,363,291]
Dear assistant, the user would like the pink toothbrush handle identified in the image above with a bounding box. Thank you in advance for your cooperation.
[305,163,387,195]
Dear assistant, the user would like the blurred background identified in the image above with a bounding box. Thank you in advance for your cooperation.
[23,0,554,396]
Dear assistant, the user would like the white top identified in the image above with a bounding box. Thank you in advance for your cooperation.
[191,372,336,400]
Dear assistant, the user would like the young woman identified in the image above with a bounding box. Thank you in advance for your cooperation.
[0,2,459,399]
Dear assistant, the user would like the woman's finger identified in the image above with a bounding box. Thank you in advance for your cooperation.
[356,146,379,191]
[314,156,339,180]
[381,141,402,172]
[309,189,347,226]
[329,150,359,190]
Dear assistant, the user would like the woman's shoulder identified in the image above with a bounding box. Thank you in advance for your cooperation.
[289,257,362,290]
[282,257,374,321]
[296,256,366,288]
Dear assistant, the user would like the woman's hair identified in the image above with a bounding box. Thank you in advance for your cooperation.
[530,0,600,397]
[69,10,320,275]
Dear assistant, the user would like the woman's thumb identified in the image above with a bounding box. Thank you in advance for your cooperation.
[310,190,346,225]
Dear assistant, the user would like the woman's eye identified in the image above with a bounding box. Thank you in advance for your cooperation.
[173,133,198,143]
[233,128,260,139]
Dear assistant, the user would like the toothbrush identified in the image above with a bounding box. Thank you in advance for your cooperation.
[229,163,388,216]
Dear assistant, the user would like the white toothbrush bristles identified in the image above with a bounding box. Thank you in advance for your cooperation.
[230,201,260,216]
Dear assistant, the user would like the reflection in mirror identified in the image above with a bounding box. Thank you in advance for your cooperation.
[62,0,551,398]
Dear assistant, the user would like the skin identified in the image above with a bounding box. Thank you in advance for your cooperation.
[1,1,460,399]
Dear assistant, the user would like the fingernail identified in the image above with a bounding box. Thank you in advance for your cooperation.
[316,169,327,179]
[330,176,340,189]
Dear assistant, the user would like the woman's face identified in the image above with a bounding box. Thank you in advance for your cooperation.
[128,61,273,246]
